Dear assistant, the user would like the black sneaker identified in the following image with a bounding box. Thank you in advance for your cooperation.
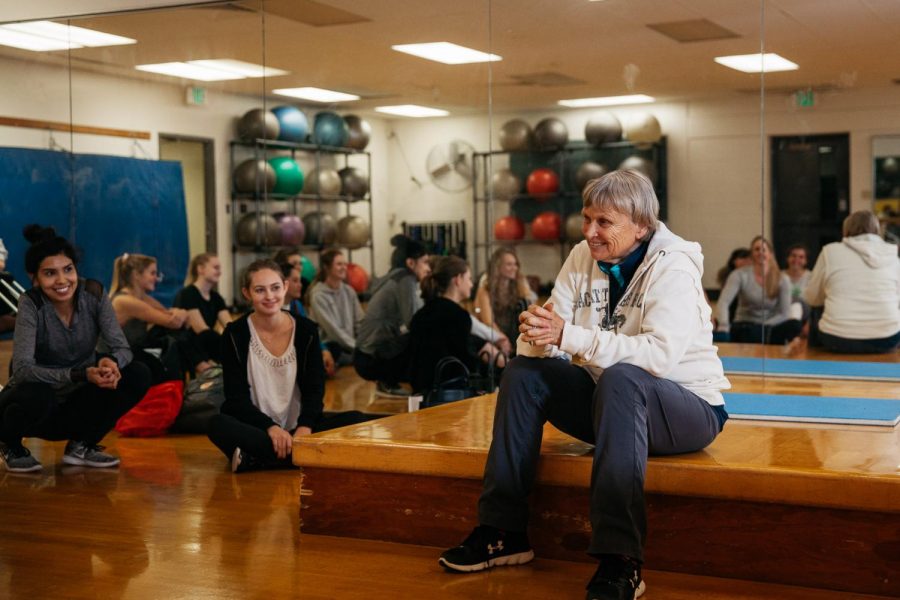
[439,524,534,573]
[585,555,645,600]
[0,444,42,473]
[231,447,265,473]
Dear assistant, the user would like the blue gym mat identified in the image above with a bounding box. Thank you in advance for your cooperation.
[723,393,900,427]
[721,356,899,382]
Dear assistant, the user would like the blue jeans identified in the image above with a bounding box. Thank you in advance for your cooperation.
[478,357,723,561]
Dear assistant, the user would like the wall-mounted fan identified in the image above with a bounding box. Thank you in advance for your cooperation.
[426,140,475,192]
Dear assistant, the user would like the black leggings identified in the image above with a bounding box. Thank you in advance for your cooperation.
[207,410,377,468]
[0,362,152,448]
[730,320,802,345]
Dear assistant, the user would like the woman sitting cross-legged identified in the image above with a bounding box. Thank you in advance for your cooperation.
[172,252,233,362]
[208,259,372,473]
[0,225,151,473]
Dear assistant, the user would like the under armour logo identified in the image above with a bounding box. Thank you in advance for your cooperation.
[487,541,504,555]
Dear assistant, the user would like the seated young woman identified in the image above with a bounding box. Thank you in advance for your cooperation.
[281,261,335,377]
[473,247,535,357]
[172,253,232,363]
[207,259,371,473]
[408,256,506,396]
[109,253,216,382]
[0,225,151,473]
[307,249,364,367]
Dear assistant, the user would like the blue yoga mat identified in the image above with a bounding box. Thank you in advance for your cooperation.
[723,393,900,426]
[721,356,899,382]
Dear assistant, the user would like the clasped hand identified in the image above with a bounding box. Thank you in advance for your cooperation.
[86,357,121,389]
[519,302,564,347]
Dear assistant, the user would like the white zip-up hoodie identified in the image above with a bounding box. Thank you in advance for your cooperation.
[803,234,900,340]
[517,223,730,406]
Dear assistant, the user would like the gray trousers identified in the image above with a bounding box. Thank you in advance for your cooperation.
[478,357,722,560]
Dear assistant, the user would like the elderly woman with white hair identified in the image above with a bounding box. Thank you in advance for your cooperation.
[804,210,900,354]
[439,170,730,600]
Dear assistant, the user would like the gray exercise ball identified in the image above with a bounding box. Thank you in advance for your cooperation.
[584,111,622,146]
[235,213,280,247]
[533,117,569,151]
[339,166,369,199]
[499,119,532,151]
[623,112,662,145]
[302,211,337,246]
[575,161,608,191]
[565,213,584,242]
[343,115,372,151]
[490,168,521,200]
[618,155,658,186]
[336,215,371,249]
[233,159,276,194]
[303,167,342,196]
[237,108,280,141]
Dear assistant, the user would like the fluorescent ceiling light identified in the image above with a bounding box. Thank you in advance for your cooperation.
[392,42,501,65]
[714,53,798,73]
[135,60,286,82]
[375,104,449,118]
[190,59,286,78]
[0,28,73,51]
[3,21,135,48]
[273,87,360,102]
[558,94,655,107]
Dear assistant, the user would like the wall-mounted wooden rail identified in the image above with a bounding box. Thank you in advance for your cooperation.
[0,116,151,140]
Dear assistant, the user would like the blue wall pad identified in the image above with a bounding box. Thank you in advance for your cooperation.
[723,392,900,427]
[0,147,187,306]
[721,356,899,382]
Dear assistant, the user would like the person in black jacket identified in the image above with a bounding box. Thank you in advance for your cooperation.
[207,259,370,473]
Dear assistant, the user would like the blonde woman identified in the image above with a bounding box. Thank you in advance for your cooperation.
[714,236,801,344]
[110,253,215,382]
[473,247,535,356]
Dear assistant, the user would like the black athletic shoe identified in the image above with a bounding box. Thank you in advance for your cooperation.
[585,555,646,600]
[439,524,534,573]
[231,447,263,473]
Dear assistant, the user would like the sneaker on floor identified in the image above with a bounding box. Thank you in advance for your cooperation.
[0,444,42,473]
[585,555,645,600]
[62,441,120,468]
[375,381,410,398]
[439,524,534,573]
[231,447,263,473]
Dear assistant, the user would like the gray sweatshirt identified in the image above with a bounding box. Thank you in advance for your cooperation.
[308,281,364,351]
[714,266,792,330]
[356,268,421,358]
[9,279,133,391]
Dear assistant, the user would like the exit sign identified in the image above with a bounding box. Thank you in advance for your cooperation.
[186,86,208,106]
[794,89,815,108]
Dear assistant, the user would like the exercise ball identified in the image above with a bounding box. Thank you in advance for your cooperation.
[493,215,525,241]
[271,105,309,143]
[237,108,279,141]
[313,111,349,147]
[235,213,280,247]
[338,166,369,199]
[343,115,372,150]
[584,111,622,146]
[499,119,532,151]
[346,263,370,294]
[623,112,662,145]
[302,211,337,246]
[526,167,560,198]
[267,156,304,195]
[565,213,584,242]
[882,157,899,174]
[575,161,608,191]
[336,215,370,249]
[299,255,316,282]
[531,211,562,241]
[533,117,568,151]
[274,213,305,246]
[233,159,276,194]
[490,168,521,200]
[618,155,658,185]
[304,168,342,196]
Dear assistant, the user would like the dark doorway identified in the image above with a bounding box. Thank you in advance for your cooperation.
[771,133,849,265]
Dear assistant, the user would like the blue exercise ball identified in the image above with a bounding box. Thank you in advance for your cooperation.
[272,105,309,143]
[313,111,349,147]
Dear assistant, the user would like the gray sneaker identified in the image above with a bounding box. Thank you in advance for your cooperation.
[1,444,43,473]
[62,441,120,468]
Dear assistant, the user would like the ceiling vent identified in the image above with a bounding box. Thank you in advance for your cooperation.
[647,19,740,43]
[237,0,369,26]
[506,71,585,87]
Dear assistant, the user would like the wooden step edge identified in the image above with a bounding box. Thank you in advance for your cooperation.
[294,438,900,513]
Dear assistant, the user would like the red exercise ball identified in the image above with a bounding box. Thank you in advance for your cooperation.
[346,262,369,294]
[494,215,525,241]
[531,211,562,241]
[526,168,559,199]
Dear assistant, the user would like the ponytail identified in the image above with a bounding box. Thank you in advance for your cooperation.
[185,252,216,285]
[420,255,467,302]
[109,253,156,297]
